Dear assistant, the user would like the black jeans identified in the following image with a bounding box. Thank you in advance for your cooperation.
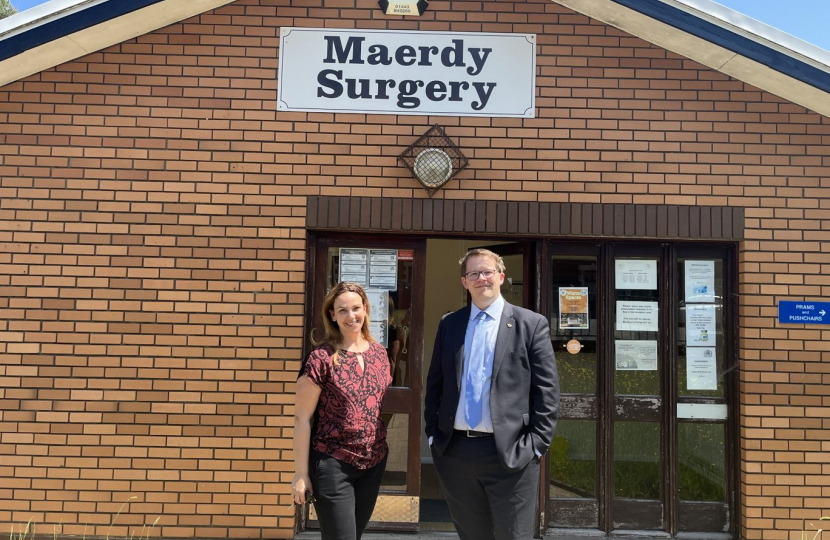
[309,449,388,540]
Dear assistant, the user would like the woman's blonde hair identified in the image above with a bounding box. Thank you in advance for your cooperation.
[313,281,374,366]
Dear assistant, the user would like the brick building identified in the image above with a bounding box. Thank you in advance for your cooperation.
[1,0,829,539]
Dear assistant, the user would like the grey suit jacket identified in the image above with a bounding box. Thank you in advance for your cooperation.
[424,301,560,472]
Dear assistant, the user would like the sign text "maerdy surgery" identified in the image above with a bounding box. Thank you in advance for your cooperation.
[317,36,497,111]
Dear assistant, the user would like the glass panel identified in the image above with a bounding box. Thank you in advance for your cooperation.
[327,247,414,388]
[500,252,524,307]
[613,421,660,500]
[550,256,597,395]
[614,258,660,396]
[380,413,409,490]
[549,420,597,498]
[678,258,725,398]
[678,423,726,502]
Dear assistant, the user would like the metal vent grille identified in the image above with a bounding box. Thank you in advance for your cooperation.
[398,124,469,197]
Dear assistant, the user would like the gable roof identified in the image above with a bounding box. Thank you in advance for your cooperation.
[1,0,829,118]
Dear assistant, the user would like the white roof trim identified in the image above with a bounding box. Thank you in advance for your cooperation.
[0,0,237,88]
[0,0,105,40]
[665,0,830,75]
[551,0,830,119]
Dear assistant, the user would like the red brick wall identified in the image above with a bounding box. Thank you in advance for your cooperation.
[1,0,829,539]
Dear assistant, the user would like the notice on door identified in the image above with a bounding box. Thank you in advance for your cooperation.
[616,301,659,332]
[339,248,369,286]
[615,340,658,371]
[365,289,389,347]
[684,260,715,303]
[685,304,716,346]
[339,248,398,290]
[686,347,717,390]
[559,287,589,330]
[615,259,657,290]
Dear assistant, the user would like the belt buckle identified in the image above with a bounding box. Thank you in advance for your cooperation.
[466,430,485,438]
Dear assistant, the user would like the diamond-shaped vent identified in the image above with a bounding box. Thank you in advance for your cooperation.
[398,124,468,197]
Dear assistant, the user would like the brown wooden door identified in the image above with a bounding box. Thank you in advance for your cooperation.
[305,234,426,531]
[546,242,736,538]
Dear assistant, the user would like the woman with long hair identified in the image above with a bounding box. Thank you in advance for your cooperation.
[292,282,392,540]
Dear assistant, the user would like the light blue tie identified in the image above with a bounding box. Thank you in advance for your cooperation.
[465,311,488,429]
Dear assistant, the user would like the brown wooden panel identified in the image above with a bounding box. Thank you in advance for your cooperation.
[647,205,658,238]
[529,202,539,235]
[613,396,662,421]
[306,197,744,241]
[656,206,668,237]
[570,203,582,235]
[412,199,422,230]
[463,200,475,232]
[678,205,690,238]
[307,196,319,228]
[700,206,711,239]
[612,499,663,530]
[635,205,646,238]
[603,204,614,236]
[560,395,598,419]
[422,198,433,231]
[391,198,403,231]
[560,204,571,235]
[722,207,733,239]
[689,206,700,238]
[496,201,508,234]
[711,206,722,238]
[487,201,497,234]
[549,203,560,235]
[581,204,593,236]
[548,499,599,529]
[733,207,743,239]
[519,202,530,235]
[592,203,603,236]
[475,200,486,232]
[667,206,679,237]
[624,204,635,237]
[507,202,518,234]
[370,198,382,230]
[678,501,729,533]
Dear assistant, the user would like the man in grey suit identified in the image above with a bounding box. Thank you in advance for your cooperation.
[424,248,559,540]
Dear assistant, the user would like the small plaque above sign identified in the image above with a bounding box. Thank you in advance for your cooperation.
[779,300,830,325]
[278,28,536,117]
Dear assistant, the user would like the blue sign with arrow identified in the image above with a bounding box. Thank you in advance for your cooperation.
[779,301,830,325]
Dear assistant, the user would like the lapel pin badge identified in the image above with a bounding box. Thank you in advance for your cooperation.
[507,323,513,328]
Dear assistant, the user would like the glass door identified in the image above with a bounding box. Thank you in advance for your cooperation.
[305,234,426,532]
[546,241,736,538]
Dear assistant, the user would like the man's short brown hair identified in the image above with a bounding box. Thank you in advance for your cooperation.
[459,248,506,277]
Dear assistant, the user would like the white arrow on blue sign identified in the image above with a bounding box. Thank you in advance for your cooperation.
[778,301,830,325]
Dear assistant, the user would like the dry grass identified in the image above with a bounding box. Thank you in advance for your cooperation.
[9,496,160,540]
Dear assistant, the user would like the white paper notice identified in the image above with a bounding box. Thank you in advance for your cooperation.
[685,304,716,346]
[339,248,369,286]
[368,249,398,290]
[615,260,657,290]
[616,301,659,332]
[615,340,658,371]
[685,260,715,303]
[365,289,389,347]
[686,347,717,390]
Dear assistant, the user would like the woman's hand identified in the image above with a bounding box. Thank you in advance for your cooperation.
[292,473,312,504]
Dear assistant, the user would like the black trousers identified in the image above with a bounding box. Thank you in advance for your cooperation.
[309,449,387,540]
[432,434,540,540]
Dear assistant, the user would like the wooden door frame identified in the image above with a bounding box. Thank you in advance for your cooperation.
[303,232,427,531]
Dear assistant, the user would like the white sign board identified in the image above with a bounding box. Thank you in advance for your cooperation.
[615,260,657,290]
[686,347,718,390]
[365,289,389,347]
[616,301,659,332]
[684,260,716,303]
[278,28,536,117]
[685,304,716,346]
[615,340,658,371]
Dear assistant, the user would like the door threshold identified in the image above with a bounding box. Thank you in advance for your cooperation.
[298,532,727,540]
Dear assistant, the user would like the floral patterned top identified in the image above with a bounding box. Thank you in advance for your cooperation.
[303,342,392,469]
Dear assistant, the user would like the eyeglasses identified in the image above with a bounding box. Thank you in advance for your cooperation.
[464,270,497,281]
